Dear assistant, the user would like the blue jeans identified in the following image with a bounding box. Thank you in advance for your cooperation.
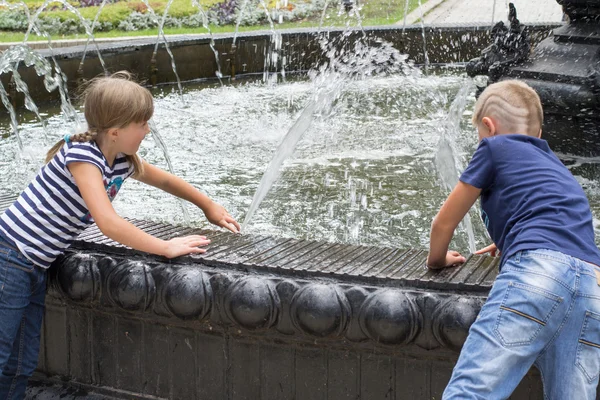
[0,235,46,400]
[443,249,600,399]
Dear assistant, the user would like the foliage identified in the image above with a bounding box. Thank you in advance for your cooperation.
[0,10,29,31]
[0,0,421,37]
[117,11,184,31]
[151,1,210,18]
[208,0,238,26]
[78,0,114,7]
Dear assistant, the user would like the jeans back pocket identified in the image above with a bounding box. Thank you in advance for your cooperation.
[494,281,562,347]
[576,311,600,383]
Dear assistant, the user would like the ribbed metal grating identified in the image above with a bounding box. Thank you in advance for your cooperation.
[0,193,498,291]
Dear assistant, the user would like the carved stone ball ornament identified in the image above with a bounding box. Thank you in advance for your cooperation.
[105,260,156,311]
[55,253,101,303]
[50,252,487,350]
[290,283,351,337]
[225,277,281,330]
[163,267,212,320]
[432,297,482,352]
[358,289,423,345]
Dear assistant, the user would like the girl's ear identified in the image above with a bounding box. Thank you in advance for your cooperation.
[481,116,497,136]
[107,127,119,142]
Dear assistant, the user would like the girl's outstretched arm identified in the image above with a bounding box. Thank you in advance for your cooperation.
[134,161,241,233]
[427,181,481,269]
[69,162,210,258]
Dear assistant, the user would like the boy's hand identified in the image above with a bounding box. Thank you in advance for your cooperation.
[203,201,241,233]
[475,243,500,257]
[163,235,211,258]
[427,251,466,269]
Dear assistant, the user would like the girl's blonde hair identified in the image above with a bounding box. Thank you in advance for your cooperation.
[45,71,154,177]
[472,80,543,137]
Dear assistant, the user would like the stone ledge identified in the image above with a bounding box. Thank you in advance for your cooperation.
[50,249,487,352]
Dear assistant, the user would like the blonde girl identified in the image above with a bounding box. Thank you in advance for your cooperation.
[0,71,240,399]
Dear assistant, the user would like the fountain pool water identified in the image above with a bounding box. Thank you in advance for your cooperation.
[4,67,600,253]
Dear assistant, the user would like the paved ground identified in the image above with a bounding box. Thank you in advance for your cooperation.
[402,0,564,25]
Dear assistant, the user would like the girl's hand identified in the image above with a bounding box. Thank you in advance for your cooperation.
[475,243,500,257]
[427,251,466,269]
[163,235,211,258]
[203,201,241,233]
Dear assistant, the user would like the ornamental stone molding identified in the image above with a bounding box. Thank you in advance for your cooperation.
[50,250,488,351]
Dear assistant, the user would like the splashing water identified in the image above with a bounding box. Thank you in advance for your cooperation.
[148,121,190,223]
[416,0,430,73]
[402,0,410,33]
[0,1,81,125]
[191,0,224,81]
[0,45,79,150]
[434,79,477,253]
[0,0,499,251]
[242,33,428,230]
[79,0,109,73]
[22,0,106,71]
[141,0,184,101]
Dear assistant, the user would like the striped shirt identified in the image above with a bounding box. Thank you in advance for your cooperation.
[0,141,135,268]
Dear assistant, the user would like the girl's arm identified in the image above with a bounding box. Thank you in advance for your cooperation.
[427,181,481,269]
[134,161,240,233]
[69,162,210,258]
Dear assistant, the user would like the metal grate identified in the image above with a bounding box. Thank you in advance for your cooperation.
[0,193,498,291]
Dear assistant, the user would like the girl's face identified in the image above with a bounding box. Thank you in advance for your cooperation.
[117,120,150,155]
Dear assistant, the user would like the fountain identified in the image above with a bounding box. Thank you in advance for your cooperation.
[0,1,597,399]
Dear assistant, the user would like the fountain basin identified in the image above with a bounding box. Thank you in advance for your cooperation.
[1,193,553,400]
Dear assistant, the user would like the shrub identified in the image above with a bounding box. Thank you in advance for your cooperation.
[128,2,148,13]
[79,0,109,6]
[0,10,29,31]
[0,0,338,34]
[208,0,237,25]
[180,13,201,28]
[117,11,156,31]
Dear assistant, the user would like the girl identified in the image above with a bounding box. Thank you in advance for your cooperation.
[0,71,240,399]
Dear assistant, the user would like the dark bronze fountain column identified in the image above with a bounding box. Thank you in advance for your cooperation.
[468,1,600,156]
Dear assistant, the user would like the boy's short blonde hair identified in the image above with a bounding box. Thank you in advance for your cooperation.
[472,80,543,137]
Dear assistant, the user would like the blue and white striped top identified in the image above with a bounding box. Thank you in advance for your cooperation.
[0,141,134,268]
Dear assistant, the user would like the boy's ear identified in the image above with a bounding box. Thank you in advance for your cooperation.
[481,117,496,137]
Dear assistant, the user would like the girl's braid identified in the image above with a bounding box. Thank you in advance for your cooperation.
[70,129,98,142]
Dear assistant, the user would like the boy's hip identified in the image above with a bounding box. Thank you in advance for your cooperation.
[501,248,600,302]
[505,248,594,277]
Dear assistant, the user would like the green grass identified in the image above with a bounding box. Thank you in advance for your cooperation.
[1,0,425,43]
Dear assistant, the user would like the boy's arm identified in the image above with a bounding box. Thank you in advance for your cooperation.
[134,161,240,233]
[475,243,500,257]
[69,162,210,258]
[428,181,481,269]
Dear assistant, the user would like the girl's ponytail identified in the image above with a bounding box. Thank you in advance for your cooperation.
[45,139,66,164]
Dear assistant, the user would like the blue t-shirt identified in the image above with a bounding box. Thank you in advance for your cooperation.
[460,134,600,267]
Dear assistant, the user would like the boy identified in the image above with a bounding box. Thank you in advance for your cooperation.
[427,80,600,399]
